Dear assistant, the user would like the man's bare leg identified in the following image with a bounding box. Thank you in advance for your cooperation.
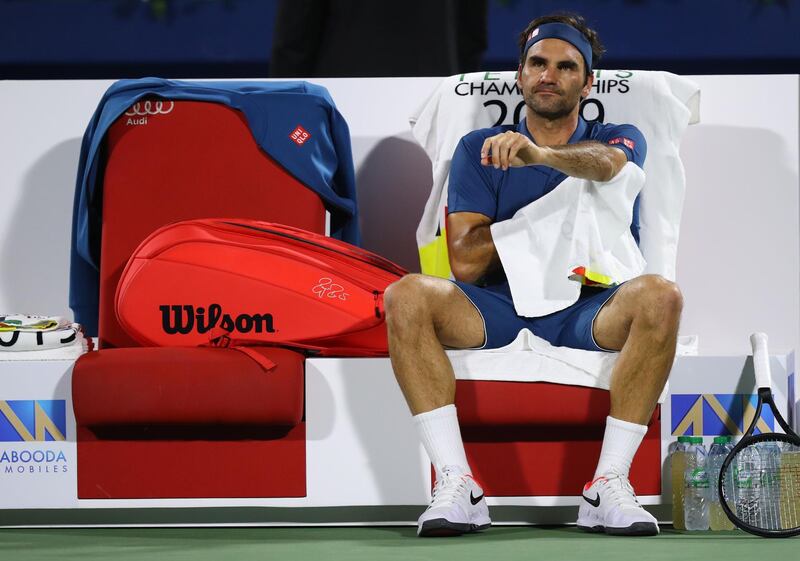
[384,273,492,537]
[593,274,684,425]
[384,274,485,415]
[577,274,682,536]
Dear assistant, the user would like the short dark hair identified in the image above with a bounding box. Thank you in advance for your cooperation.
[518,13,605,77]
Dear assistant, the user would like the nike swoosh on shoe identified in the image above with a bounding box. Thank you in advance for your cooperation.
[582,493,600,508]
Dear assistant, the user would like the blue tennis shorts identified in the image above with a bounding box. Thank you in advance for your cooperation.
[452,280,624,352]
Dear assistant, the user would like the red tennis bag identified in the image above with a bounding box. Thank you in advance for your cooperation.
[115,219,407,355]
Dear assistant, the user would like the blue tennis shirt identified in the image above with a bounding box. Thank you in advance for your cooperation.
[448,116,647,243]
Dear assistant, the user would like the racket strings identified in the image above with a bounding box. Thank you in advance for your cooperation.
[783,449,800,530]
[724,443,800,532]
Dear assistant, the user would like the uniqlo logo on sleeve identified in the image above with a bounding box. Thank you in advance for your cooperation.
[608,137,635,150]
[290,125,311,146]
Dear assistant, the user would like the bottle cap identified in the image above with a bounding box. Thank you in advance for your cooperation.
[713,436,729,444]
[677,436,692,443]
[690,436,704,444]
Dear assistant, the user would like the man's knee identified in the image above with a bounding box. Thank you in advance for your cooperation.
[628,275,683,330]
[384,274,437,327]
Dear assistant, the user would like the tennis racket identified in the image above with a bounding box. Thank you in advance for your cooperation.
[718,333,800,537]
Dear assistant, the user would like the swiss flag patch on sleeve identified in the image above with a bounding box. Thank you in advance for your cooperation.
[608,137,635,150]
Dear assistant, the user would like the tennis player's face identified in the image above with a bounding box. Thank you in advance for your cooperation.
[518,39,593,121]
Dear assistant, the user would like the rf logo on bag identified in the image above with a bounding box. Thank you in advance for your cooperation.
[312,278,349,301]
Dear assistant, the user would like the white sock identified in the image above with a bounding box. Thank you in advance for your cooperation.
[594,415,648,478]
[413,404,470,478]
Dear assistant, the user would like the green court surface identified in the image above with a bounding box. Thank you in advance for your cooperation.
[0,526,796,561]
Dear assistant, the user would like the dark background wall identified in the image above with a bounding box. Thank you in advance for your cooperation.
[1,0,798,79]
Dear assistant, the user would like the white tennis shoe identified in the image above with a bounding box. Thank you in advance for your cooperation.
[417,465,491,537]
[577,469,660,536]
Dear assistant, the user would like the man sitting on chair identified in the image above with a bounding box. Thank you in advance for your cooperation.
[384,13,682,537]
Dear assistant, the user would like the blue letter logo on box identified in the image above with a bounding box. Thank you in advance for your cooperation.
[0,400,66,441]
[671,394,774,436]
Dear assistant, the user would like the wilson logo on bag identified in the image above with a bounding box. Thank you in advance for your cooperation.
[159,304,276,335]
[116,219,407,355]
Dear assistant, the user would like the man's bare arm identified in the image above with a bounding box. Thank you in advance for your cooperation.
[481,131,628,182]
[535,142,628,181]
[446,212,501,284]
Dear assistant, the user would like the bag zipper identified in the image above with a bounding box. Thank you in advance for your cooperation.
[221,220,407,277]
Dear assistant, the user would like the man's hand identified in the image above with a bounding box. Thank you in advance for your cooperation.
[480,131,542,170]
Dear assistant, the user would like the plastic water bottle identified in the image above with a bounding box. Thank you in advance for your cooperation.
[735,446,762,526]
[708,436,734,530]
[779,443,800,524]
[756,441,782,529]
[684,437,710,530]
[670,436,691,530]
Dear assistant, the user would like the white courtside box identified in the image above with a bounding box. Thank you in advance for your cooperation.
[0,353,792,519]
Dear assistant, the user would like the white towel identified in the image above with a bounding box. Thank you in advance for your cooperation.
[0,323,91,359]
[491,162,647,317]
[0,342,89,361]
[447,331,698,403]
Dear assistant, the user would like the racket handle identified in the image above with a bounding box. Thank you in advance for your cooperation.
[750,332,772,390]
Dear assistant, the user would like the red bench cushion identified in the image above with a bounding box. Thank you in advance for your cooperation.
[72,347,304,427]
[455,381,658,427]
